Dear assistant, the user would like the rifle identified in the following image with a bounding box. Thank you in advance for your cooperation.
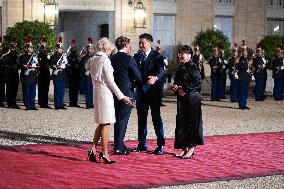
[0,50,10,60]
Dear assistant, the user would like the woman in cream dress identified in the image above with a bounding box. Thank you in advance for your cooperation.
[86,37,133,164]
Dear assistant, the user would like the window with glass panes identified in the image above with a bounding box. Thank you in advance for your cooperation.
[153,15,175,60]
[214,16,233,45]
[267,18,284,35]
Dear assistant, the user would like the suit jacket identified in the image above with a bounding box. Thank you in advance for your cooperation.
[133,48,165,103]
[111,51,142,98]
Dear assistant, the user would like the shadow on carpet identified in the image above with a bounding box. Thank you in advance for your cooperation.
[0,132,284,189]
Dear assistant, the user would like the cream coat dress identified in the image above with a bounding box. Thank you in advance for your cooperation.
[86,51,124,124]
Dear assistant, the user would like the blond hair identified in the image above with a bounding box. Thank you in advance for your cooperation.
[95,37,115,53]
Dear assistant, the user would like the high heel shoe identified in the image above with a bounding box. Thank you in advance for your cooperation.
[99,152,115,164]
[87,149,99,163]
[180,150,195,159]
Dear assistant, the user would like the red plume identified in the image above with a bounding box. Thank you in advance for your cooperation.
[25,35,32,44]
[157,40,160,45]
[242,40,246,46]
[58,37,62,43]
[234,43,238,48]
[88,37,93,44]
[72,39,76,45]
[12,37,17,44]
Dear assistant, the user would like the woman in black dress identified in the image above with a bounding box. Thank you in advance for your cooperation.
[171,45,204,159]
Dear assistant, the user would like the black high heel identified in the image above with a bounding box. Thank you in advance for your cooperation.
[99,152,115,164]
[180,150,195,159]
[87,149,99,163]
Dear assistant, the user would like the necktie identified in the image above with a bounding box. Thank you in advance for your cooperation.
[141,53,147,65]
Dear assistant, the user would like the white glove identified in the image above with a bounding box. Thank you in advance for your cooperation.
[85,71,90,76]
[262,57,267,65]
[251,75,255,81]
[31,63,37,68]
[281,66,284,70]
[60,64,66,69]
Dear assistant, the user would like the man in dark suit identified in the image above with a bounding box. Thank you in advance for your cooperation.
[111,36,142,155]
[133,33,166,155]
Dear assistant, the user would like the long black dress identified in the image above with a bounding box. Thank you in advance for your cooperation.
[173,60,204,149]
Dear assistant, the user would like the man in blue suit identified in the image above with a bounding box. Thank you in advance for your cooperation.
[133,33,166,155]
[111,36,142,155]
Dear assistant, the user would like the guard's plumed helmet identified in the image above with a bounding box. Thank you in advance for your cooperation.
[25,35,33,48]
[87,37,94,49]
[55,37,63,48]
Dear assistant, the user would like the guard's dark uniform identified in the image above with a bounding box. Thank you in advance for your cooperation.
[253,55,267,101]
[0,51,5,107]
[192,54,205,93]
[50,52,67,109]
[80,53,93,108]
[20,53,38,110]
[219,56,228,99]
[209,55,221,101]
[228,56,239,102]
[67,49,81,107]
[236,56,250,109]
[37,47,51,108]
[2,50,19,108]
[272,55,284,100]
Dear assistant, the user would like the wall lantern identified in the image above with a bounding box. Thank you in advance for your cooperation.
[41,0,58,28]
[128,0,146,28]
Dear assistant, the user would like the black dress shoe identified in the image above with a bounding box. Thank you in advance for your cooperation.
[113,149,130,155]
[154,146,164,155]
[61,106,67,110]
[160,103,166,106]
[245,106,250,109]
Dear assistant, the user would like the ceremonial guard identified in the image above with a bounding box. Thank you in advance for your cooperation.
[38,37,51,108]
[155,40,167,106]
[192,42,205,93]
[227,43,239,102]
[209,47,221,101]
[67,40,81,107]
[80,37,94,109]
[272,45,284,100]
[50,37,68,110]
[253,44,267,101]
[218,46,228,99]
[2,37,20,109]
[0,37,5,107]
[235,41,251,110]
[20,35,38,110]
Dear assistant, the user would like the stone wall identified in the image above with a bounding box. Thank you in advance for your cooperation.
[234,0,267,48]
[176,0,214,46]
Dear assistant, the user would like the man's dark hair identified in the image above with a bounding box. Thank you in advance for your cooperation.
[139,33,153,42]
[178,45,193,56]
[115,36,129,50]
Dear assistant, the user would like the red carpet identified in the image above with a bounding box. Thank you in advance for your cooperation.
[0,132,284,189]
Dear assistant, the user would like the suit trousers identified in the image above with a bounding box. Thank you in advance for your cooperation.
[83,79,93,108]
[137,101,165,148]
[6,71,19,106]
[22,83,36,108]
[211,78,220,101]
[0,73,5,103]
[273,78,284,100]
[238,80,249,109]
[230,78,239,102]
[54,79,65,108]
[255,78,266,101]
[114,99,132,151]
